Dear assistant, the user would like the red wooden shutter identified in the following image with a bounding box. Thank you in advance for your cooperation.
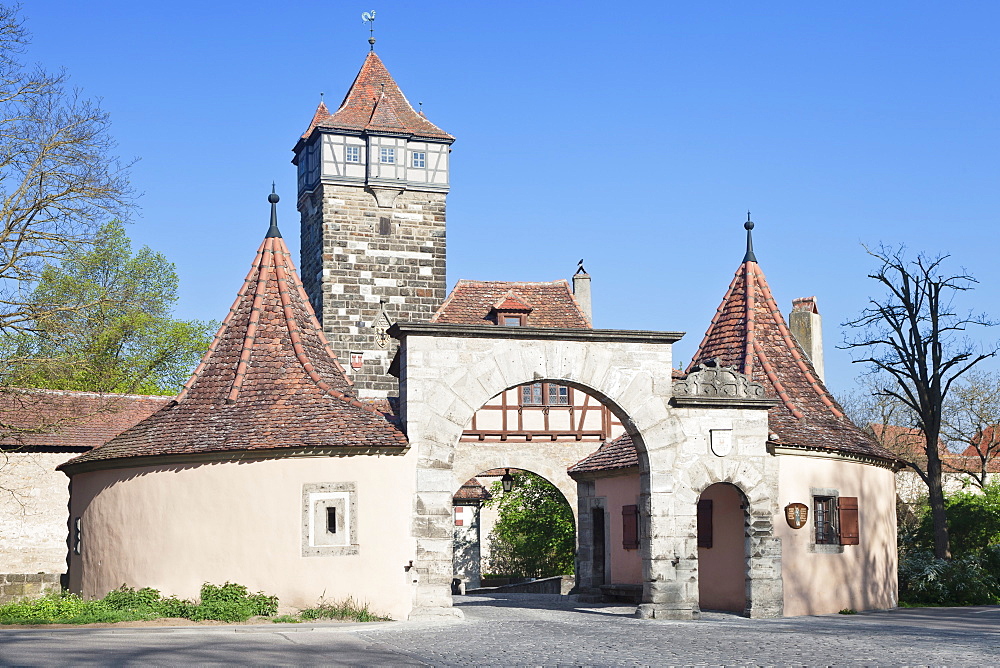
[622,505,639,549]
[697,499,713,548]
[838,496,859,545]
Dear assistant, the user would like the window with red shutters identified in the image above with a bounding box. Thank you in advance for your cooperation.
[622,504,639,550]
[697,499,713,548]
[838,496,859,545]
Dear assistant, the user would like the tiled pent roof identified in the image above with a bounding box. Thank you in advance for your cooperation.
[432,280,590,328]
[304,52,453,141]
[0,390,169,451]
[690,256,896,461]
[569,433,638,475]
[453,478,493,502]
[61,211,407,471]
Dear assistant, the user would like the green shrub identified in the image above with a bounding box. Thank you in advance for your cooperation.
[0,582,278,625]
[898,547,1000,606]
[908,483,1000,556]
[189,582,278,622]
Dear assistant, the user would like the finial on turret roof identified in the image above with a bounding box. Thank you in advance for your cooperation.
[266,183,281,238]
[362,10,376,50]
[742,211,757,263]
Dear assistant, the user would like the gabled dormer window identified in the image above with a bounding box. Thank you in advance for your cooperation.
[501,314,524,326]
[379,147,396,164]
[346,146,361,163]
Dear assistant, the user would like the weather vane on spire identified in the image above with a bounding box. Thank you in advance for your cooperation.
[362,10,377,50]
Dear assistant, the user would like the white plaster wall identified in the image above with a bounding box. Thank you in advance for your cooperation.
[0,451,76,575]
[776,454,898,616]
[68,452,418,621]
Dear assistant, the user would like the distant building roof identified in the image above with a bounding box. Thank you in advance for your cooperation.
[61,201,407,472]
[0,389,169,452]
[453,478,493,502]
[432,280,590,328]
[299,52,453,143]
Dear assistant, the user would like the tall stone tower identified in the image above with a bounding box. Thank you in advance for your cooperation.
[293,51,454,398]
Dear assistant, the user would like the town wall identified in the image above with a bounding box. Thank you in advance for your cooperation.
[0,451,75,602]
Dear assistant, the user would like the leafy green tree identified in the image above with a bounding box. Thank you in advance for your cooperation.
[6,220,214,395]
[484,471,575,578]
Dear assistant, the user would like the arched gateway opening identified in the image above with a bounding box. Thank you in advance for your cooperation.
[697,482,750,614]
[393,322,690,620]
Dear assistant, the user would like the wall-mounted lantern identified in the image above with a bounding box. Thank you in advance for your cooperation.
[501,468,515,494]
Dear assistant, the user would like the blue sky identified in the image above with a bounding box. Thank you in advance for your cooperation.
[22,1,1000,397]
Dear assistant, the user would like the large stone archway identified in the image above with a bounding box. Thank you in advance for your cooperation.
[393,323,683,618]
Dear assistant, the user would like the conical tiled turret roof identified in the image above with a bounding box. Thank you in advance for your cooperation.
[303,52,453,141]
[61,195,407,471]
[689,227,895,461]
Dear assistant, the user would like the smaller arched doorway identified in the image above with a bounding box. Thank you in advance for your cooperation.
[697,482,749,614]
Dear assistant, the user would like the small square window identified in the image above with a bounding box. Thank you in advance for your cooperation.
[548,384,569,405]
[345,145,361,163]
[521,383,543,406]
[379,147,396,164]
[814,496,838,544]
[411,152,426,168]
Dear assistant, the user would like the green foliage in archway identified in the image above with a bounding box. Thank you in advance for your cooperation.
[484,471,575,578]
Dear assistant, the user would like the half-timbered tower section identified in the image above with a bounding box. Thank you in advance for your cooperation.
[293,51,454,398]
[432,279,623,444]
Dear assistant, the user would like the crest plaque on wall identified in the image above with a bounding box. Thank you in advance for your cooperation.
[785,502,809,529]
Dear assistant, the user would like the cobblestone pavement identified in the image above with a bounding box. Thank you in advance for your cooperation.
[356,594,1000,667]
[1,594,997,666]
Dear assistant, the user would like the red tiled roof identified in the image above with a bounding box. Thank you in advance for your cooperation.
[493,290,533,312]
[431,280,590,328]
[569,433,639,475]
[301,101,332,139]
[61,224,407,471]
[690,258,896,461]
[0,389,169,451]
[453,478,493,502]
[304,52,453,141]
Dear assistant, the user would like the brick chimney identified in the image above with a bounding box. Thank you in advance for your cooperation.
[789,297,824,381]
[573,263,592,326]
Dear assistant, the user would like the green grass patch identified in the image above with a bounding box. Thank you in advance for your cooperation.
[296,597,391,623]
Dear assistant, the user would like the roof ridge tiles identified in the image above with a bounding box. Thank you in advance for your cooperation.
[62,207,407,470]
[305,52,453,142]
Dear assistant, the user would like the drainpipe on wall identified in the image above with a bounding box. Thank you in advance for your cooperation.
[789,296,824,381]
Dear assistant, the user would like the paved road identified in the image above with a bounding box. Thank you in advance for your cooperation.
[1,594,998,666]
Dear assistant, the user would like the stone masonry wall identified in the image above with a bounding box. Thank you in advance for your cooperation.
[0,573,61,604]
[0,451,75,600]
[300,184,446,398]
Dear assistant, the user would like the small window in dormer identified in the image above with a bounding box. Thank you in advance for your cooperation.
[412,151,426,168]
[346,145,361,163]
[379,147,396,164]
[501,314,524,326]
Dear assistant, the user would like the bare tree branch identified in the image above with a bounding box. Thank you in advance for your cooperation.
[841,244,998,559]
